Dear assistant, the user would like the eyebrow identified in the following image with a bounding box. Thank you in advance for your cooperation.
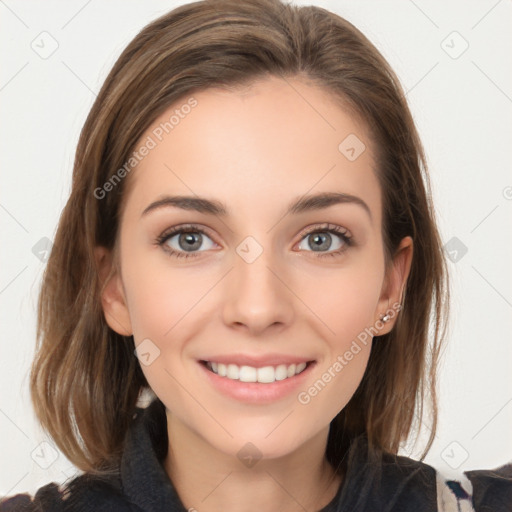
[141,191,372,221]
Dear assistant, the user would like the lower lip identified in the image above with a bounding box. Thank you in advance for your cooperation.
[198,360,316,404]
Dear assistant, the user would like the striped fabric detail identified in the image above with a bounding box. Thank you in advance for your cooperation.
[436,469,475,512]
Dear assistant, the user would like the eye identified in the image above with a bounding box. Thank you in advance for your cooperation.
[155,223,353,260]
[155,225,217,259]
[296,224,353,258]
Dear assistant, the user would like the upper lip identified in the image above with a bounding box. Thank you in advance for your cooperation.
[199,354,315,368]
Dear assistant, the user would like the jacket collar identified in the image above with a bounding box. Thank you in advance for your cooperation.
[121,397,187,511]
[119,397,437,512]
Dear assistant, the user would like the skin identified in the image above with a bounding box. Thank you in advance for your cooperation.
[96,75,413,512]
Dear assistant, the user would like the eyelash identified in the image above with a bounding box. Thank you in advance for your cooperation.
[155,223,353,260]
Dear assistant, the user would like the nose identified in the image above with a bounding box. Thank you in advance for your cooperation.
[222,247,294,336]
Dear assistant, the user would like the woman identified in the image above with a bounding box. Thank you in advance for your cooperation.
[1,0,510,510]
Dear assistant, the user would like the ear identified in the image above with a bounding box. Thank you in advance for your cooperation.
[374,236,413,335]
[94,246,133,336]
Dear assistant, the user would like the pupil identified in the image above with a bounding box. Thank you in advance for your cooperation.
[311,233,330,251]
[180,232,201,251]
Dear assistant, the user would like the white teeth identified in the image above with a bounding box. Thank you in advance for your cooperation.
[275,364,288,381]
[240,366,257,382]
[256,366,275,383]
[296,362,307,373]
[226,364,239,379]
[206,361,310,383]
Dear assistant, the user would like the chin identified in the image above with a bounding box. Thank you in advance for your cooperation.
[209,424,311,463]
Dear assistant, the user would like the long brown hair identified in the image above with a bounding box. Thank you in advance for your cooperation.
[30,0,450,476]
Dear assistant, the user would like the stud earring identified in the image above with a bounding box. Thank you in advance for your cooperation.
[380,302,403,323]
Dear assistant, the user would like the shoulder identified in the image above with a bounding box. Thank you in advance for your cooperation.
[381,452,512,512]
[375,451,475,511]
[464,461,512,512]
[0,482,64,512]
[380,451,440,509]
[339,437,439,511]
[0,472,138,512]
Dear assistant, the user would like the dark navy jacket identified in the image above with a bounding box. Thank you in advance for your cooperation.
[1,398,511,511]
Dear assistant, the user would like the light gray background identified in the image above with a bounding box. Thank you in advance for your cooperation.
[1,0,511,497]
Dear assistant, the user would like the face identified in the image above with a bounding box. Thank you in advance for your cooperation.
[98,75,412,461]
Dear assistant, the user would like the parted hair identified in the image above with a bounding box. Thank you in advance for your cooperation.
[30,0,450,476]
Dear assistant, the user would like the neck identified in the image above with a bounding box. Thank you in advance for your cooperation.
[163,411,343,512]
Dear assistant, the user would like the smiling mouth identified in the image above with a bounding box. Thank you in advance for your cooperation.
[200,360,315,384]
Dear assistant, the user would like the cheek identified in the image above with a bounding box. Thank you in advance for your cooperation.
[295,260,382,418]
[297,274,377,426]
[122,257,212,406]
[122,246,211,340]
[303,260,384,343]
[301,343,372,432]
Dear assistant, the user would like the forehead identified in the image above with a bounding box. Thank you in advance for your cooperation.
[121,76,381,226]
